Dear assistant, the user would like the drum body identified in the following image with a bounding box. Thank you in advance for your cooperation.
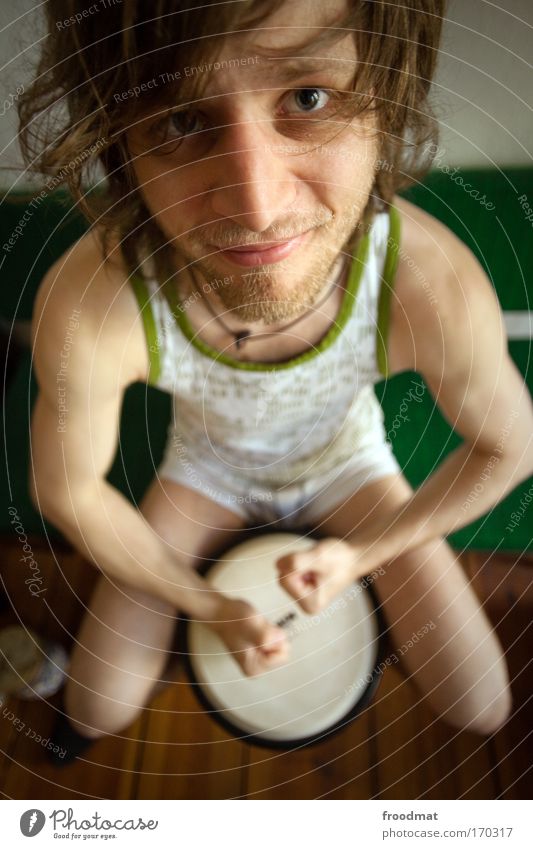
[182,533,385,749]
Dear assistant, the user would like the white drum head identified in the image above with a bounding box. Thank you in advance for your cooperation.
[185,533,383,747]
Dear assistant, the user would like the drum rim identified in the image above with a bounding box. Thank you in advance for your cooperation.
[178,575,387,751]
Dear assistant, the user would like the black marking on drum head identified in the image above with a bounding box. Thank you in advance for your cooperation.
[178,581,388,751]
[275,611,297,629]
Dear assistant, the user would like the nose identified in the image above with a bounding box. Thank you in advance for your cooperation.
[208,118,297,233]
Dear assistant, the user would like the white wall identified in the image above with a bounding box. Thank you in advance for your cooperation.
[0,0,531,187]
[434,0,533,166]
[0,0,42,188]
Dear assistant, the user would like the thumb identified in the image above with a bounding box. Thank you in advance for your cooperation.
[260,622,289,657]
[276,551,319,600]
[242,622,289,676]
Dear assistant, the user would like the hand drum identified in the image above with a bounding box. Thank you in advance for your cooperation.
[183,533,385,748]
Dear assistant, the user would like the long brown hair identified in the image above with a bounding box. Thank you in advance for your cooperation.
[17,0,446,284]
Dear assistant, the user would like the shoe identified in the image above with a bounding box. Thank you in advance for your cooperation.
[47,712,98,766]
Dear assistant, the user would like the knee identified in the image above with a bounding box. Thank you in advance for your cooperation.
[468,685,513,735]
[439,682,513,736]
[64,680,144,740]
[66,714,109,741]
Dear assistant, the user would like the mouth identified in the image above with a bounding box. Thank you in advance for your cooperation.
[209,230,312,267]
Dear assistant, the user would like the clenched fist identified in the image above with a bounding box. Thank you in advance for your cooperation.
[276,537,358,613]
[209,596,290,676]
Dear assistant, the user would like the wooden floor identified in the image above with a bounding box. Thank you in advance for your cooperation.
[0,533,531,800]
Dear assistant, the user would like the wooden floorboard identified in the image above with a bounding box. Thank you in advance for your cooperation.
[0,536,531,799]
[244,702,377,799]
[136,668,247,799]
[472,552,533,800]
[0,691,141,799]
[372,665,431,799]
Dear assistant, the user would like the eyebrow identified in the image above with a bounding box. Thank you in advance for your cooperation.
[136,55,355,119]
[261,57,355,83]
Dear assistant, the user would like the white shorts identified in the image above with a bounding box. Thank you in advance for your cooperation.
[157,430,402,532]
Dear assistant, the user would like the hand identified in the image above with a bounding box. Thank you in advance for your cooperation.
[276,537,357,614]
[209,596,290,677]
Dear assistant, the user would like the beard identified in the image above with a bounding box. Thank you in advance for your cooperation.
[173,201,366,324]
[214,261,334,324]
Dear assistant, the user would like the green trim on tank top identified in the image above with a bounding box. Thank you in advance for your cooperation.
[128,205,401,380]
[128,273,162,385]
[157,226,372,372]
[376,204,401,379]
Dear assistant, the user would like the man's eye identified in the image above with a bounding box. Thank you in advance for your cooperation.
[284,88,330,113]
[167,110,206,138]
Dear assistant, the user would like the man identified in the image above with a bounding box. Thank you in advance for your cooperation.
[24,0,532,759]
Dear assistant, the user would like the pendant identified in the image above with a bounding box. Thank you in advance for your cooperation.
[235,330,251,349]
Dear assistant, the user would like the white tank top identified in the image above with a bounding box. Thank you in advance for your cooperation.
[129,205,400,487]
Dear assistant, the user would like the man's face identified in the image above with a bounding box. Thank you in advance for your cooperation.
[127,0,379,323]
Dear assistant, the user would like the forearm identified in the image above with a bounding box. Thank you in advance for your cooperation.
[40,480,225,622]
[350,441,533,573]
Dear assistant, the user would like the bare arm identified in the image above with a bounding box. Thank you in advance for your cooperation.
[29,237,291,674]
[277,199,533,608]
[353,198,533,567]
[29,243,225,623]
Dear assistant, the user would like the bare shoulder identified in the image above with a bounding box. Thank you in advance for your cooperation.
[387,198,532,459]
[31,226,149,388]
[387,194,504,377]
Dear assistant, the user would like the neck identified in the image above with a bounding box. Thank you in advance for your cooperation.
[186,253,348,334]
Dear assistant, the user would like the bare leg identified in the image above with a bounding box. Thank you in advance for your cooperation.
[315,473,512,735]
[64,478,246,739]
